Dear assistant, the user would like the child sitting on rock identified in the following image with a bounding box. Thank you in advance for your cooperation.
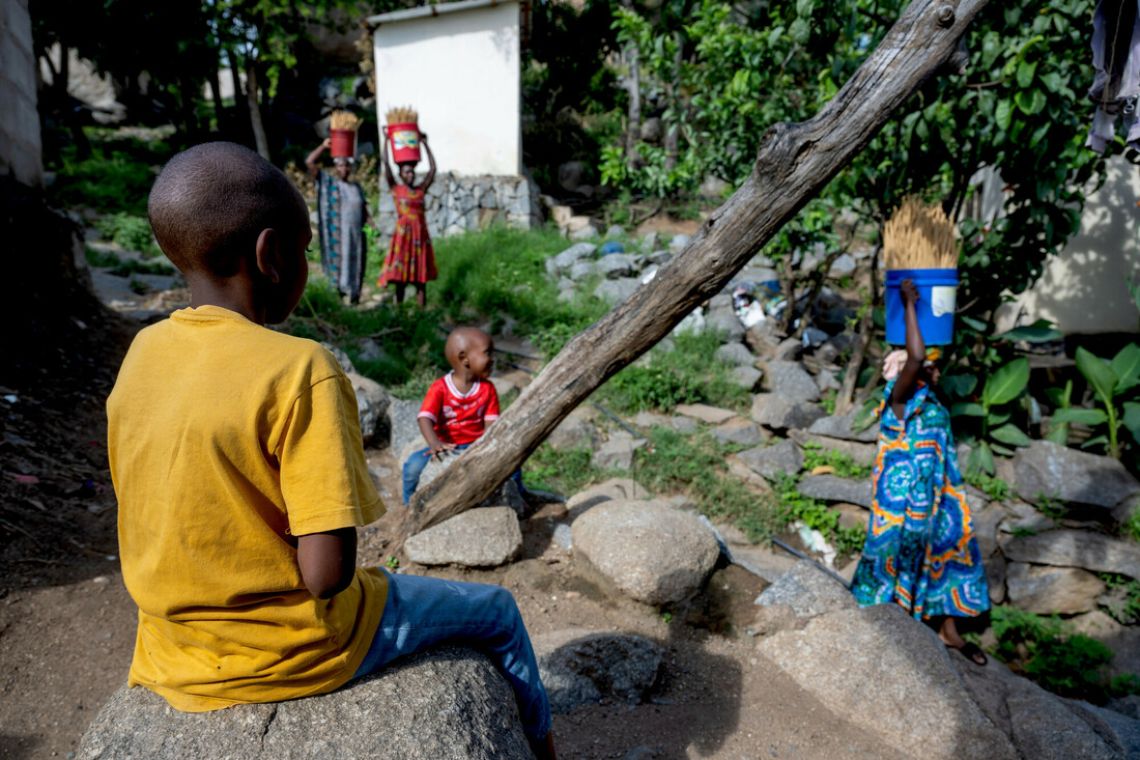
[107,142,555,758]
[403,326,523,504]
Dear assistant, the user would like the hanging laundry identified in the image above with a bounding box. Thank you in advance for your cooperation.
[1087,0,1140,152]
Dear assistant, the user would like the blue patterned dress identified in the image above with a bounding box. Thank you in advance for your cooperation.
[851,382,990,619]
[316,171,367,302]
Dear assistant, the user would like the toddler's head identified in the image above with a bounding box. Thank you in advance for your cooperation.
[445,327,494,380]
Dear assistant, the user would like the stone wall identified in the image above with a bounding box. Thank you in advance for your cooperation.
[377,172,542,237]
[0,0,42,188]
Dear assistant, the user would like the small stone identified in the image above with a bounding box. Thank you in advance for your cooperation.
[547,413,597,451]
[750,394,826,431]
[712,418,766,447]
[591,432,648,470]
[737,440,804,481]
[796,474,873,508]
[730,366,764,391]
[566,478,650,517]
[674,403,736,425]
[755,559,857,619]
[807,413,879,443]
[594,278,640,305]
[1005,562,1105,615]
[596,253,638,279]
[714,342,755,367]
[765,360,821,402]
[669,234,690,253]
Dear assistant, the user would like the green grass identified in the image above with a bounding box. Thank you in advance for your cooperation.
[965,471,1011,501]
[85,246,175,276]
[95,212,160,256]
[47,129,170,215]
[801,442,872,479]
[523,445,610,494]
[1123,508,1140,543]
[988,606,1136,704]
[772,473,865,556]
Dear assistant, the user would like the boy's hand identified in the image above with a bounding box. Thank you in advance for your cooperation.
[901,279,919,307]
[427,441,456,460]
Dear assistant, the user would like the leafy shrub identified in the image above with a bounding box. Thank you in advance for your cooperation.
[1056,344,1140,459]
[96,213,160,257]
[964,471,1011,501]
[773,474,864,556]
[801,442,871,480]
[523,445,606,495]
[989,606,1125,703]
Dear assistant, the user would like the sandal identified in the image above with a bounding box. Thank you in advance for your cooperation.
[948,642,988,666]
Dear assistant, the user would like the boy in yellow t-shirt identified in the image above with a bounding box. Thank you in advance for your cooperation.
[107,142,554,758]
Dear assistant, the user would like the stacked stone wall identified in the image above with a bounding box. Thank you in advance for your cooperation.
[377,172,542,237]
[0,0,43,187]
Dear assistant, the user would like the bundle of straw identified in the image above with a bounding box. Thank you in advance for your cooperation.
[882,197,958,270]
[330,110,362,132]
[385,106,419,125]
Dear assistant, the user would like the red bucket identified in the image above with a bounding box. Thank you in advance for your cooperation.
[330,129,356,158]
[387,122,421,164]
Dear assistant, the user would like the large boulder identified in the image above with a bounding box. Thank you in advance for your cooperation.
[764,360,821,403]
[405,507,523,568]
[1001,529,1140,581]
[737,440,803,481]
[757,605,1017,760]
[386,398,423,457]
[346,372,391,446]
[796,474,873,509]
[1004,562,1105,614]
[594,277,640,305]
[533,629,662,712]
[952,651,1135,760]
[571,500,720,605]
[566,478,649,518]
[750,394,826,431]
[1014,441,1140,509]
[714,342,756,367]
[754,559,856,619]
[77,649,533,760]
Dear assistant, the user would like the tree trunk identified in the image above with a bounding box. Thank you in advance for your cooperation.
[403,0,991,540]
[625,44,642,168]
[245,62,270,160]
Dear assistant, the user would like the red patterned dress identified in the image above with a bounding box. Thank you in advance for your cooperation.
[379,184,437,286]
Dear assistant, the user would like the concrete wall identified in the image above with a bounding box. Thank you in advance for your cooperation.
[1002,156,1140,335]
[0,0,43,187]
[372,2,520,177]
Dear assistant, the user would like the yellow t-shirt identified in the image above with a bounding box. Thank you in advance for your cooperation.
[107,305,387,712]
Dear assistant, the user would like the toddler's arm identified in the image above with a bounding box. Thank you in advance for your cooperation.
[297,527,356,599]
[418,416,455,458]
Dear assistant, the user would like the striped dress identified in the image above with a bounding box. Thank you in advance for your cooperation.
[851,382,990,619]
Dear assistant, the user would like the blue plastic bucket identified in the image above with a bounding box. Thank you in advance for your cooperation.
[885,268,958,346]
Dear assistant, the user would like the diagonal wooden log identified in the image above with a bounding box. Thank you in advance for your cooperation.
[403,0,991,539]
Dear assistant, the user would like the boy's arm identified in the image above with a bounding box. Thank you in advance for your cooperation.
[297,526,357,599]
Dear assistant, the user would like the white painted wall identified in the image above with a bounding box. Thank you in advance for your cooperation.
[372,2,520,177]
[1000,157,1140,335]
[0,0,42,187]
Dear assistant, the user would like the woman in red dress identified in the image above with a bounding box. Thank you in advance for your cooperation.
[378,132,437,306]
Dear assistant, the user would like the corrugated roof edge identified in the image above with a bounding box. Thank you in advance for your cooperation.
[366,0,513,27]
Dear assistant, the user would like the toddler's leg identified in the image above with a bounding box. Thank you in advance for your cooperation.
[352,571,552,744]
[401,448,432,504]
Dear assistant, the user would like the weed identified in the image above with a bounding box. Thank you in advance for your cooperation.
[1009,526,1038,538]
[1098,573,1140,624]
[989,606,1121,703]
[965,471,1011,501]
[128,276,151,295]
[661,611,674,624]
[1123,507,1140,543]
[523,446,607,494]
[96,213,160,256]
[385,555,400,571]
[1033,492,1066,520]
[47,132,168,215]
[772,474,864,555]
[800,442,872,480]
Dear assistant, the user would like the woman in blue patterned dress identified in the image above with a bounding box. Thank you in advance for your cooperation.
[851,279,990,665]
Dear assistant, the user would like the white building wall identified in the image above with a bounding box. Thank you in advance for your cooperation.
[0,0,43,187]
[1004,156,1140,335]
[372,1,520,177]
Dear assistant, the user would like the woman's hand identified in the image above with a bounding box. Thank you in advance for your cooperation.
[322,137,331,150]
[901,279,919,307]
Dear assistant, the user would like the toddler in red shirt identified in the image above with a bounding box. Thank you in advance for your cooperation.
[402,327,521,503]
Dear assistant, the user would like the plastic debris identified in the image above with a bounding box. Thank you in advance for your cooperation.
[600,240,625,255]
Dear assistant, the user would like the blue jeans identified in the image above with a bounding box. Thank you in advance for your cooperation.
[402,444,524,504]
[350,570,552,741]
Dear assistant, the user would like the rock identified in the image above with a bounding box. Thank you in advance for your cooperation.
[568,221,600,241]
[750,603,801,636]
[670,415,699,434]
[764,360,821,402]
[814,369,841,393]
[1005,562,1105,614]
[970,502,1006,559]
[711,418,765,447]
[632,410,672,429]
[730,366,764,391]
[750,394,826,431]
[647,250,672,266]
[952,654,1125,760]
[758,605,1018,760]
[386,398,423,456]
[604,224,625,240]
[567,259,596,281]
[788,430,876,468]
[546,242,597,276]
[533,629,662,712]
[346,372,391,446]
[558,160,587,192]
[321,342,357,374]
[828,253,857,278]
[594,277,640,305]
[806,412,879,442]
[405,507,522,568]
[551,522,573,551]
[714,342,755,367]
[797,475,873,509]
[835,503,867,533]
[998,500,1056,535]
[987,552,1007,604]
[596,253,638,279]
[571,500,720,605]
[76,648,533,760]
[566,478,649,518]
[717,525,797,582]
[639,231,659,251]
[1064,701,1140,759]
[669,234,690,253]
[674,403,737,425]
[591,431,648,470]
[705,304,745,341]
[699,175,731,200]
[547,413,597,451]
[1099,585,1140,625]
[1014,441,1140,509]
[754,559,856,619]
[737,440,804,481]
[1001,529,1140,580]
[773,337,802,361]
[639,117,663,142]
[405,443,527,517]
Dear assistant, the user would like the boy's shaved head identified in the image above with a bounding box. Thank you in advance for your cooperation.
[148,142,308,277]
[445,327,491,364]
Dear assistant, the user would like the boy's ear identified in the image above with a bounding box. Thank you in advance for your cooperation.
[254,228,280,283]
